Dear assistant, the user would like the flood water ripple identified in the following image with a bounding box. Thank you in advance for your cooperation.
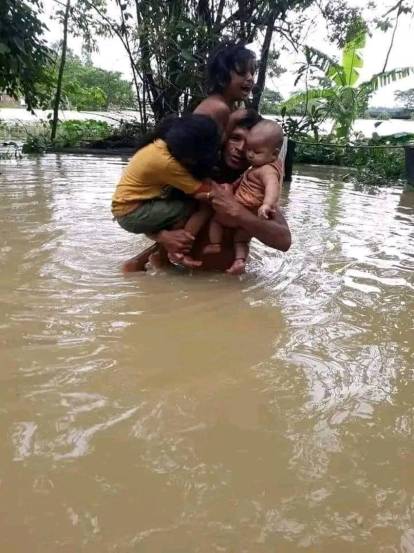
[0,155,413,552]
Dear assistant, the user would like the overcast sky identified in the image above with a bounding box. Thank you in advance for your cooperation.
[42,0,414,107]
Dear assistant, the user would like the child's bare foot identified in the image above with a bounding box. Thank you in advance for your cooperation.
[182,255,202,268]
[226,258,246,275]
[168,252,202,269]
[203,243,221,254]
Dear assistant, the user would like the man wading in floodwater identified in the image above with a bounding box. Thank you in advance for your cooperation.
[121,110,291,273]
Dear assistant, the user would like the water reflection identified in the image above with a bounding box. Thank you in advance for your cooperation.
[0,155,413,552]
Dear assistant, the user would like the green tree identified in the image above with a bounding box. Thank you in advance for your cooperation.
[0,0,53,110]
[283,31,413,140]
[51,0,71,141]
[50,0,107,140]
[83,0,365,127]
[260,88,283,115]
[395,89,414,110]
[59,52,135,110]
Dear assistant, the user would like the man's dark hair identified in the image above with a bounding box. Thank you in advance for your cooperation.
[135,114,220,180]
[206,42,256,94]
[235,108,262,130]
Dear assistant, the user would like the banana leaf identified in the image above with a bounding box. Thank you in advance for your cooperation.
[342,31,366,86]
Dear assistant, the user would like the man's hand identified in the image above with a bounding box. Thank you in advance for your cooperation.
[156,230,202,269]
[210,182,242,227]
[258,204,276,220]
[157,229,194,255]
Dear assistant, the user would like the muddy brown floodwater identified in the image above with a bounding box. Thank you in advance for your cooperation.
[0,154,413,552]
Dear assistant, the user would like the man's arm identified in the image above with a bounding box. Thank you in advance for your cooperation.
[211,182,291,252]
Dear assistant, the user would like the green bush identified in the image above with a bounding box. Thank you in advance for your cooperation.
[0,120,44,140]
[22,119,112,153]
[294,133,413,184]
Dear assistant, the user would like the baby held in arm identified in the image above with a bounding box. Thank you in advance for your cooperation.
[183,119,284,274]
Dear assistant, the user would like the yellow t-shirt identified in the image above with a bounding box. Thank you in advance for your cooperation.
[111,139,202,216]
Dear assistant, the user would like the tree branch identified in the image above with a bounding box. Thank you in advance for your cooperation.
[381,3,402,73]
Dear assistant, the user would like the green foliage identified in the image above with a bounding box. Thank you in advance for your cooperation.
[0,0,54,110]
[95,0,366,126]
[375,0,413,32]
[294,133,413,184]
[318,1,368,47]
[0,120,38,140]
[60,53,135,110]
[365,110,391,120]
[22,119,112,152]
[341,31,365,86]
[64,81,107,110]
[284,31,414,140]
[395,88,414,110]
[362,68,413,94]
[260,88,284,115]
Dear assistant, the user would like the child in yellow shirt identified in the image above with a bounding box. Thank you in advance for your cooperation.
[112,114,219,265]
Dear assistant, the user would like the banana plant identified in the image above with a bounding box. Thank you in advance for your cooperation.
[283,32,413,140]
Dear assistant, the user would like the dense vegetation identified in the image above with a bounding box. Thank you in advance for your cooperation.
[293,134,412,184]
[55,51,135,110]
[0,0,53,111]
[281,31,413,140]
[1,0,414,183]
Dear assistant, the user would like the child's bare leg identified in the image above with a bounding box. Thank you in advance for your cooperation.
[227,228,250,275]
[168,204,212,268]
[147,220,198,269]
[203,217,224,254]
[184,203,212,237]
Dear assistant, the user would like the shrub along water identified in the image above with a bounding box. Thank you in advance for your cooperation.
[294,133,412,184]
[22,119,112,153]
[3,115,410,185]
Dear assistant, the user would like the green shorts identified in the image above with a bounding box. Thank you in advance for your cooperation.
[116,195,195,235]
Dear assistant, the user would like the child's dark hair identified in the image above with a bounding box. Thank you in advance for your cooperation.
[135,114,220,180]
[207,42,256,94]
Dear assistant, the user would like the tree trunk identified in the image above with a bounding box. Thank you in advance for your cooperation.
[136,0,164,121]
[51,0,71,141]
[251,8,278,111]
[164,0,184,115]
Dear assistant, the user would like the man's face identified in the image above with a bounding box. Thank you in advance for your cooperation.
[222,127,250,172]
